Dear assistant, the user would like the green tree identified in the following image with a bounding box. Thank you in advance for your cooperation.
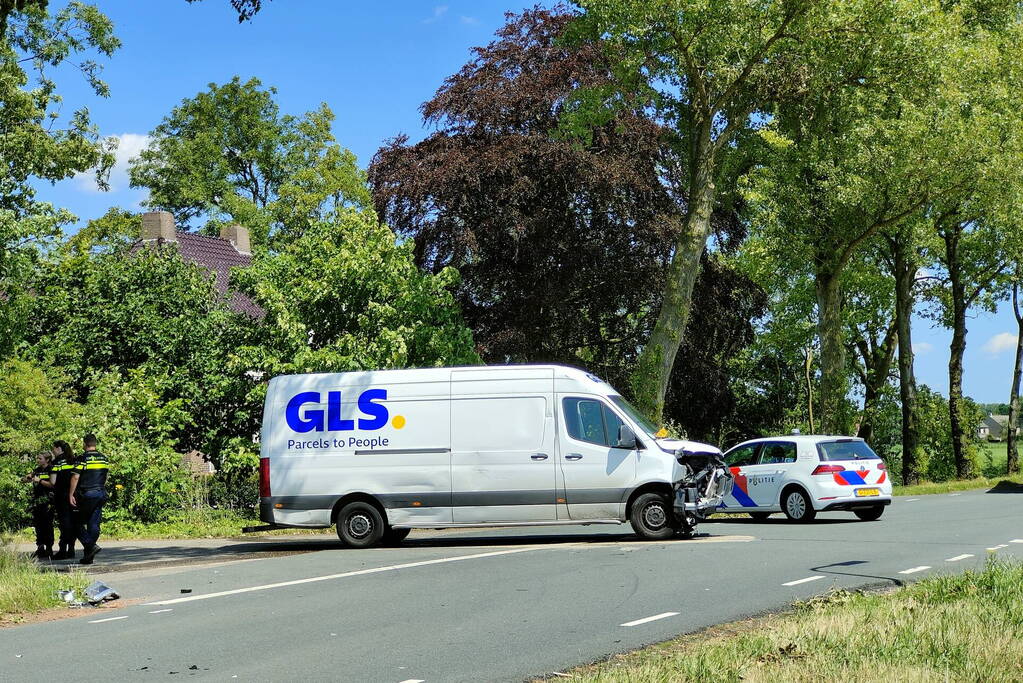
[26,243,253,459]
[231,207,480,384]
[128,77,369,245]
[0,1,118,355]
[565,0,948,424]
[1008,275,1021,475]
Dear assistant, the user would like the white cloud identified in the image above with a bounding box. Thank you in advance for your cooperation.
[983,332,1019,356]
[422,5,448,23]
[912,342,933,355]
[74,133,150,193]
[459,15,478,25]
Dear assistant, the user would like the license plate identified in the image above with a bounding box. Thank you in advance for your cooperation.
[855,488,880,497]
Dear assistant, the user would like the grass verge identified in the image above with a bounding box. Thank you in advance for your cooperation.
[892,473,1023,496]
[561,558,1023,682]
[14,508,329,542]
[1,537,89,622]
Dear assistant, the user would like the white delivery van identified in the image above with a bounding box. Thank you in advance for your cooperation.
[257,365,733,547]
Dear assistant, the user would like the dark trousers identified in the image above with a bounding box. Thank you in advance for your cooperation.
[54,495,76,549]
[32,502,54,548]
[77,488,108,548]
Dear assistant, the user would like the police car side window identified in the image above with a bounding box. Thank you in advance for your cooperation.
[724,445,758,467]
[563,398,609,446]
[759,442,797,465]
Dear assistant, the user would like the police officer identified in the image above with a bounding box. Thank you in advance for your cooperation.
[68,433,109,565]
[24,451,55,559]
[50,440,79,560]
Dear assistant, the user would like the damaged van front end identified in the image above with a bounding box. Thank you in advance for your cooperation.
[662,439,734,536]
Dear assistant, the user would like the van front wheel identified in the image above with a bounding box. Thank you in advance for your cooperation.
[629,493,676,540]
[337,502,385,548]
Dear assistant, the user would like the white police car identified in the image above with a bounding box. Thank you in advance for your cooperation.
[719,434,892,522]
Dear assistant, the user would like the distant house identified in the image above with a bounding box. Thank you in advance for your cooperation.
[978,414,1020,441]
[134,211,262,318]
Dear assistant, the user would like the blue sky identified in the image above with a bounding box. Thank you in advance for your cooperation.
[32,1,1020,405]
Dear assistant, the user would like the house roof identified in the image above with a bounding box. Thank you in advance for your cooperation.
[132,232,263,318]
[989,414,1010,427]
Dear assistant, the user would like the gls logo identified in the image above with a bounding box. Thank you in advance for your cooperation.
[286,389,399,433]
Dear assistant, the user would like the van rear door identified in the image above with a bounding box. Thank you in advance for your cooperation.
[450,368,557,522]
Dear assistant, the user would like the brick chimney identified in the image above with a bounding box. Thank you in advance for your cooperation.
[220,224,251,255]
[141,211,176,243]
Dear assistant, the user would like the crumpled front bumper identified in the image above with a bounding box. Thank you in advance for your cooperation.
[673,466,734,517]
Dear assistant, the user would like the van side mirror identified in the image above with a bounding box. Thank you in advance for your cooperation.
[615,424,639,450]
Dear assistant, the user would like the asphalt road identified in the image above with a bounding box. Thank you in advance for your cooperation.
[3,486,1021,682]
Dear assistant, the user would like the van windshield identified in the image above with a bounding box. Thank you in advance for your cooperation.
[610,395,658,437]
[817,440,881,461]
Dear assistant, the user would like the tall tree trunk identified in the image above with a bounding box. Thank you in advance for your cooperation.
[1007,279,1022,475]
[945,229,973,479]
[815,266,848,434]
[892,231,921,485]
[631,117,716,422]
[804,346,816,433]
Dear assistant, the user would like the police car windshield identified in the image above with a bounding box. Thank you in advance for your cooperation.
[817,440,881,461]
[610,395,657,437]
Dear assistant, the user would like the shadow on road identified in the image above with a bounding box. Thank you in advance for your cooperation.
[986,480,1023,494]
[711,516,860,525]
[810,559,904,588]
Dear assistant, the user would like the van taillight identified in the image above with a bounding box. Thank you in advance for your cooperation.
[812,464,845,475]
[259,457,271,497]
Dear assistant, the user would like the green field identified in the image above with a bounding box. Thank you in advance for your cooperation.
[978,441,1010,477]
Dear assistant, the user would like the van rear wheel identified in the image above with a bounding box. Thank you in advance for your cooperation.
[629,493,676,540]
[337,502,385,548]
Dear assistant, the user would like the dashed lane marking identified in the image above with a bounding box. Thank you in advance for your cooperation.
[987,545,1009,551]
[782,575,826,587]
[148,609,173,614]
[945,554,973,562]
[89,616,129,624]
[620,612,679,627]
[898,566,931,575]
[1010,539,1023,544]
[906,498,919,502]
[398,679,425,683]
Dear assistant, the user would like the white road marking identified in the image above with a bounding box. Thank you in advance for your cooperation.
[398,679,425,683]
[620,612,679,627]
[945,554,973,562]
[148,609,173,614]
[1010,539,1023,544]
[89,615,129,624]
[987,545,1009,551]
[146,547,544,606]
[782,575,826,587]
[898,566,931,575]
[906,498,919,502]
[949,493,961,497]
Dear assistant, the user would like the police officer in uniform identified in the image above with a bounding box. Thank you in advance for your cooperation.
[24,451,55,559]
[68,433,108,565]
[50,440,79,560]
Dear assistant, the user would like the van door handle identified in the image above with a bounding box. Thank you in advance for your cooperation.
[531,453,548,460]
[565,453,583,460]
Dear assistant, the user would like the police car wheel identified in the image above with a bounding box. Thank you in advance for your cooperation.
[854,505,885,521]
[782,488,816,523]
[629,493,676,540]
[382,526,411,545]
[337,502,385,548]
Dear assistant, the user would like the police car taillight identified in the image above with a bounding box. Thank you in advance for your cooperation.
[259,457,271,497]
[811,464,845,475]
[877,462,887,470]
